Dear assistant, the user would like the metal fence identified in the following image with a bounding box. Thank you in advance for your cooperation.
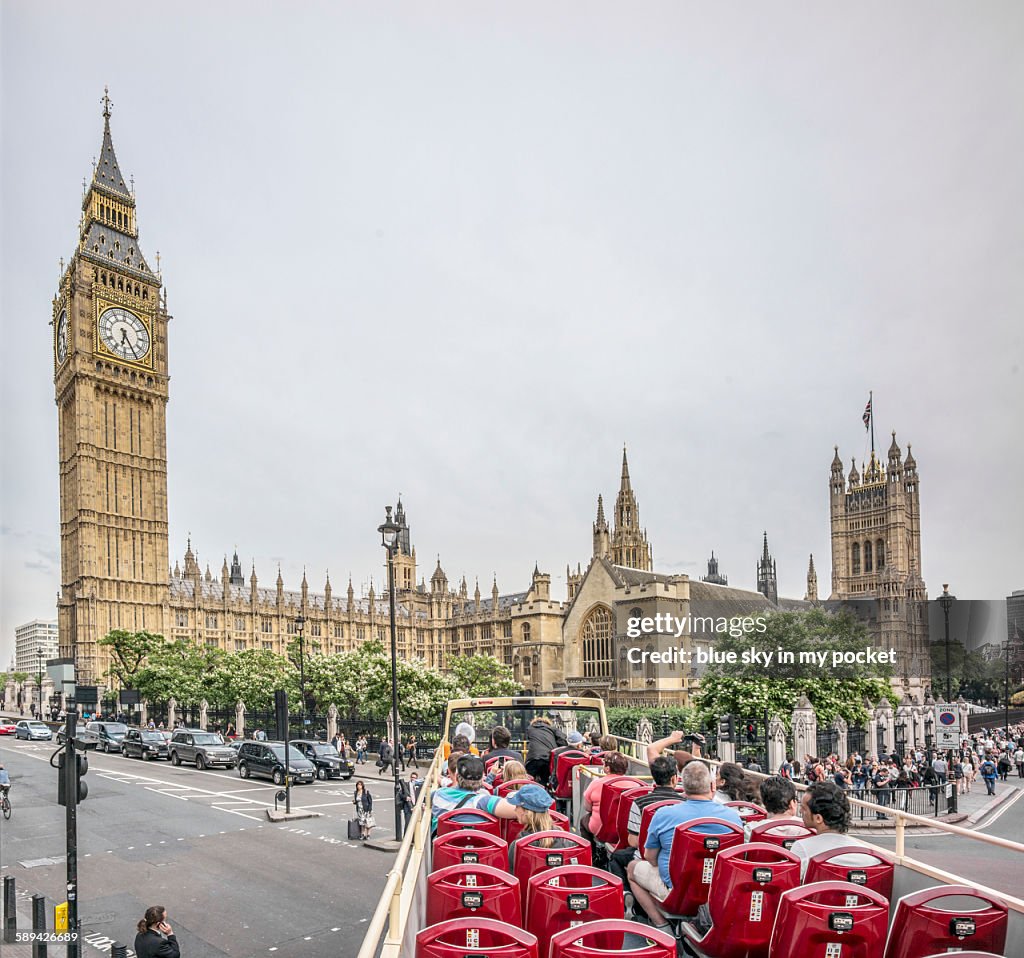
[849,783,957,820]
[848,725,867,757]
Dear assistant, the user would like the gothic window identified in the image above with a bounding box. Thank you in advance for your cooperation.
[521,623,531,643]
[852,542,861,575]
[864,541,873,573]
[630,607,642,620]
[175,611,188,628]
[894,600,899,613]
[582,605,613,679]
[205,613,218,629]
[235,617,245,631]
[876,539,885,569]
[262,641,273,651]
[206,638,218,648]
[310,622,321,638]
[261,616,272,633]
[334,623,343,639]
[504,621,512,638]
[234,640,246,651]
[523,657,532,676]
[356,625,365,641]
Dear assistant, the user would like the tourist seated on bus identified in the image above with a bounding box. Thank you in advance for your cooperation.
[715,761,760,804]
[429,755,520,832]
[442,724,480,760]
[746,775,803,840]
[627,762,744,935]
[504,783,556,868]
[609,755,683,886]
[486,759,528,788]
[790,780,876,879]
[580,751,630,850]
[482,725,522,764]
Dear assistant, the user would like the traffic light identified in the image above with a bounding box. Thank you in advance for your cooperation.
[57,752,89,806]
[717,714,735,743]
[274,689,289,742]
[745,720,757,744]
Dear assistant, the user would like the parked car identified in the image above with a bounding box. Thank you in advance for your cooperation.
[15,720,52,741]
[86,721,129,753]
[121,727,170,761]
[0,722,17,735]
[291,739,355,780]
[236,741,315,785]
[168,729,238,769]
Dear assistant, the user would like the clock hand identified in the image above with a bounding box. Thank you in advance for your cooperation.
[120,328,139,359]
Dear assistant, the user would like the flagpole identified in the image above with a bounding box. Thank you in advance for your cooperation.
[869,389,875,454]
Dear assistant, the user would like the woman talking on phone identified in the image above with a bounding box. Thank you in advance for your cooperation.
[134,905,180,957]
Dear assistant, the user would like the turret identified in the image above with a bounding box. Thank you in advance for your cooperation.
[805,554,819,603]
[592,494,610,559]
[756,532,779,606]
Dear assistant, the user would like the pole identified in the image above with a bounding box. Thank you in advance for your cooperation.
[387,547,402,842]
[64,711,79,958]
[764,707,770,772]
[1005,643,1010,739]
[869,390,875,454]
[299,628,305,729]
[943,602,952,704]
[283,691,292,816]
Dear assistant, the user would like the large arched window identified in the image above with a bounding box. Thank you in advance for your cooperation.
[876,539,885,569]
[582,605,613,679]
[521,623,531,642]
[864,540,873,573]
[852,542,861,575]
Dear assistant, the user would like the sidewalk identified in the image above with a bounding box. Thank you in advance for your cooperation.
[850,781,1020,833]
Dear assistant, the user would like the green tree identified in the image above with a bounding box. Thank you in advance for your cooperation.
[694,609,892,728]
[132,638,224,704]
[448,655,519,697]
[99,629,163,687]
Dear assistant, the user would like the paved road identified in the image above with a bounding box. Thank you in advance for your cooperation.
[0,736,402,957]
[859,781,1024,895]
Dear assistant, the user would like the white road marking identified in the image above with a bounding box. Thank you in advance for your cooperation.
[974,788,1024,831]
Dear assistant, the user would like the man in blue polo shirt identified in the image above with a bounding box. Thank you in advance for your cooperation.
[627,761,743,935]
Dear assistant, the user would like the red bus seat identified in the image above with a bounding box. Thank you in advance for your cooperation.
[513,830,592,909]
[498,778,536,797]
[427,863,522,926]
[505,808,570,845]
[432,829,509,873]
[768,881,889,958]
[883,884,1008,958]
[549,918,675,957]
[415,917,538,958]
[747,819,814,850]
[525,865,624,958]
[679,842,801,958]
[920,953,1004,958]
[636,800,680,853]
[724,801,768,824]
[554,751,590,800]
[436,808,502,838]
[658,817,745,919]
[804,844,895,901]
[595,777,645,845]
[613,786,653,847]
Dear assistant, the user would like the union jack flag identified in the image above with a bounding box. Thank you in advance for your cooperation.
[862,398,872,430]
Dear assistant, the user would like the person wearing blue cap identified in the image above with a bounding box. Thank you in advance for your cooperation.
[505,783,555,868]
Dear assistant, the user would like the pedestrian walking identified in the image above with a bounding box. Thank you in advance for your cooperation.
[979,756,998,796]
[353,780,375,841]
[378,738,394,775]
[356,734,368,764]
[406,734,419,769]
[399,777,414,828]
[134,905,180,958]
[1014,745,1024,778]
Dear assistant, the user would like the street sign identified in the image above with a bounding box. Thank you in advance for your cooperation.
[935,705,960,749]
[54,901,68,931]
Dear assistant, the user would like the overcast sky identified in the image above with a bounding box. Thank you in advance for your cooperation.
[2,3,1022,667]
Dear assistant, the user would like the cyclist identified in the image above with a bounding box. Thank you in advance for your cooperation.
[0,762,10,799]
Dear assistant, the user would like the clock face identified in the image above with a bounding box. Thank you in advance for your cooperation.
[98,306,150,362]
[56,309,68,364]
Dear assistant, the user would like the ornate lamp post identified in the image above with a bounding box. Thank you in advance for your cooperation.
[924,713,934,751]
[294,613,306,729]
[895,719,907,763]
[378,505,403,842]
[938,584,956,703]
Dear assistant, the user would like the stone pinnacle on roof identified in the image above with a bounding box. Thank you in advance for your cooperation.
[620,445,631,492]
[92,86,131,199]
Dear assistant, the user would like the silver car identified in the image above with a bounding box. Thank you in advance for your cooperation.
[15,720,52,741]
[168,728,238,769]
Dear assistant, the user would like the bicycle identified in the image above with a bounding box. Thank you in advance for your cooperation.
[0,787,10,820]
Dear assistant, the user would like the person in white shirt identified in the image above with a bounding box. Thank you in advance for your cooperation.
[791,781,879,880]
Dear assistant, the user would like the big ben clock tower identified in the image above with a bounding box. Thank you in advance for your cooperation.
[54,91,170,684]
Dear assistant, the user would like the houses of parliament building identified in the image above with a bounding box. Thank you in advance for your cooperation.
[52,100,932,706]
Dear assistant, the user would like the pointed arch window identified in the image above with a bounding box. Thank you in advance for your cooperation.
[582,605,612,679]
[864,541,873,573]
[852,542,861,575]
[876,539,885,569]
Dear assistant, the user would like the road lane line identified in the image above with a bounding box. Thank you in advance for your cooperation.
[974,788,1023,831]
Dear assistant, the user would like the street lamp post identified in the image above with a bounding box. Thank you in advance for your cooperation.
[924,713,934,752]
[378,505,403,843]
[938,585,956,703]
[294,613,306,729]
[37,649,44,721]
